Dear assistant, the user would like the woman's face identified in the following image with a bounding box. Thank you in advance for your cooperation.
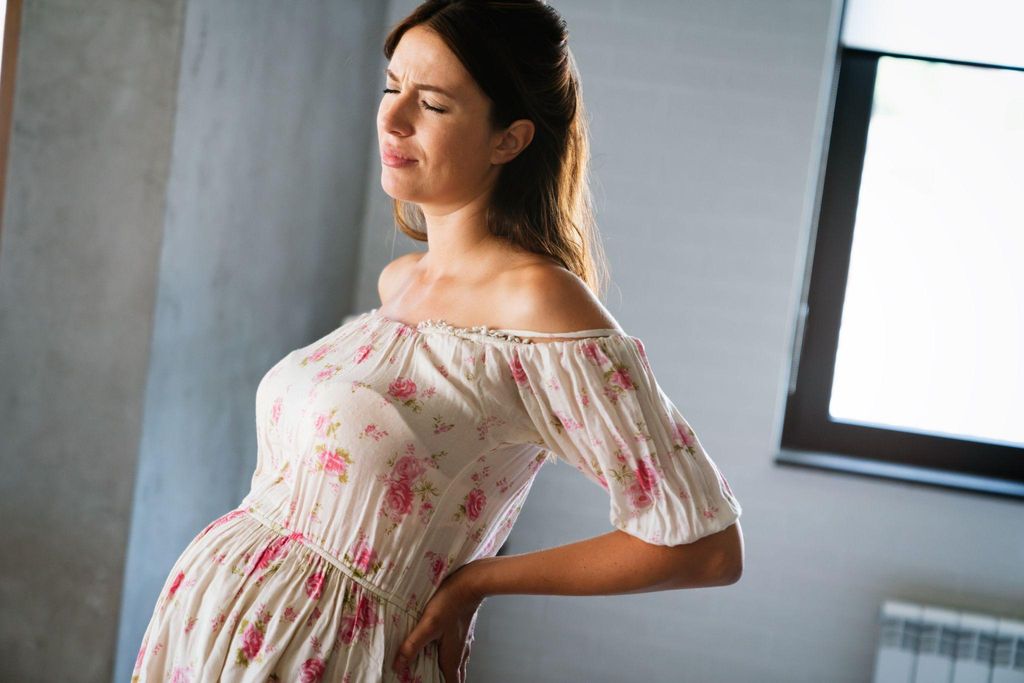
[377,26,511,212]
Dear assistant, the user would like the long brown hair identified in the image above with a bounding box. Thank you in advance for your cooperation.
[383,0,609,299]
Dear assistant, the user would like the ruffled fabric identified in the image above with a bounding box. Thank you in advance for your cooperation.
[131,507,442,683]
[509,333,742,546]
[133,307,743,682]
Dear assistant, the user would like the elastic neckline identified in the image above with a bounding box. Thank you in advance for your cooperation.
[365,307,625,344]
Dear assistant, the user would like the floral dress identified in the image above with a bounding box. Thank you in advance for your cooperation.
[132,307,743,682]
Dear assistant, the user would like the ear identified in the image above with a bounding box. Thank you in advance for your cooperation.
[491,118,535,165]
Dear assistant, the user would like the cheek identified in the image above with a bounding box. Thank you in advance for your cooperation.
[434,127,489,173]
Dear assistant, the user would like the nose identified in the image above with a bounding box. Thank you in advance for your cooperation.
[378,94,413,137]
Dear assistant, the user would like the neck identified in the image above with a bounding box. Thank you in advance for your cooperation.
[417,197,504,280]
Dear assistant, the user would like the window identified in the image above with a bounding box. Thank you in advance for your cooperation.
[776,11,1024,498]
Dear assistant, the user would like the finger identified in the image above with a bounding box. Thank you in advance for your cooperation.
[393,617,439,674]
[438,634,462,683]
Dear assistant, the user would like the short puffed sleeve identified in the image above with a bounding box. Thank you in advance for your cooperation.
[508,333,742,546]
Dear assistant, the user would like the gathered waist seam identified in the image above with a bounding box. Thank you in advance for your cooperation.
[242,505,422,621]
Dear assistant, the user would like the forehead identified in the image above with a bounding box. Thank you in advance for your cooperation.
[389,25,473,91]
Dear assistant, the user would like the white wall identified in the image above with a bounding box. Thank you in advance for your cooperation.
[353,1,1024,681]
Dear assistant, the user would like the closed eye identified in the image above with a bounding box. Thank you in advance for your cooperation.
[381,88,447,114]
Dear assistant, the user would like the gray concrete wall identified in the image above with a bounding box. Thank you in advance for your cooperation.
[113,2,387,681]
[0,0,386,681]
[355,1,1024,681]
[0,1,186,681]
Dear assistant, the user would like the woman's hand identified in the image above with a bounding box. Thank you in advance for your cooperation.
[392,562,486,682]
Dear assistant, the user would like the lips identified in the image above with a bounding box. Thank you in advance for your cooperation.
[382,146,416,162]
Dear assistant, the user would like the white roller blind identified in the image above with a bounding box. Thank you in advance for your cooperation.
[840,0,1024,69]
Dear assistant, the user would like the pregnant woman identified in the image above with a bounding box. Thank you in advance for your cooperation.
[132,2,744,681]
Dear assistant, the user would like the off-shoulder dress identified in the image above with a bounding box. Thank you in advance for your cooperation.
[132,307,742,682]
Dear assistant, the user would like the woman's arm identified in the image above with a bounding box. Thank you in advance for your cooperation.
[459,520,743,600]
[392,521,743,676]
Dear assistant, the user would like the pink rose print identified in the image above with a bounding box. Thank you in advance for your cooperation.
[199,508,247,538]
[313,413,329,436]
[305,571,325,600]
[167,570,185,599]
[313,365,341,383]
[242,622,263,660]
[464,488,486,521]
[581,340,603,365]
[623,459,660,509]
[271,397,283,425]
[235,604,273,666]
[169,664,193,683]
[356,594,378,629]
[388,377,418,400]
[337,593,379,646]
[627,480,655,509]
[609,366,635,391]
[634,458,658,493]
[383,480,414,520]
[133,635,149,671]
[673,421,696,448]
[394,455,427,483]
[312,443,353,483]
[426,551,449,587]
[470,466,492,485]
[251,534,294,573]
[431,415,455,434]
[553,409,585,433]
[508,353,528,385]
[388,377,426,412]
[301,658,326,683]
[418,499,435,525]
[300,342,337,366]
[377,448,441,531]
[337,616,358,645]
[354,344,374,364]
[349,538,379,573]
[249,528,301,577]
[476,415,503,441]
[211,611,227,633]
[362,424,389,441]
[633,337,651,371]
[317,448,348,474]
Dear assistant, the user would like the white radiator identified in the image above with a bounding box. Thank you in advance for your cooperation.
[873,600,1024,683]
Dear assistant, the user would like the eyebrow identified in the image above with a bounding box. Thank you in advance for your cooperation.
[385,68,457,99]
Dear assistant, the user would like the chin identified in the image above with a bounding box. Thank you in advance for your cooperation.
[380,173,410,197]
[380,180,424,204]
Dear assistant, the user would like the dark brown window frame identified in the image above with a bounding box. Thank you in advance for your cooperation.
[776,47,1024,500]
[0,0,22,245]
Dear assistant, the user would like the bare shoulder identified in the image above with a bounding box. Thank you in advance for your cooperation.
[503,261,622,334]
[377,252,425,305]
